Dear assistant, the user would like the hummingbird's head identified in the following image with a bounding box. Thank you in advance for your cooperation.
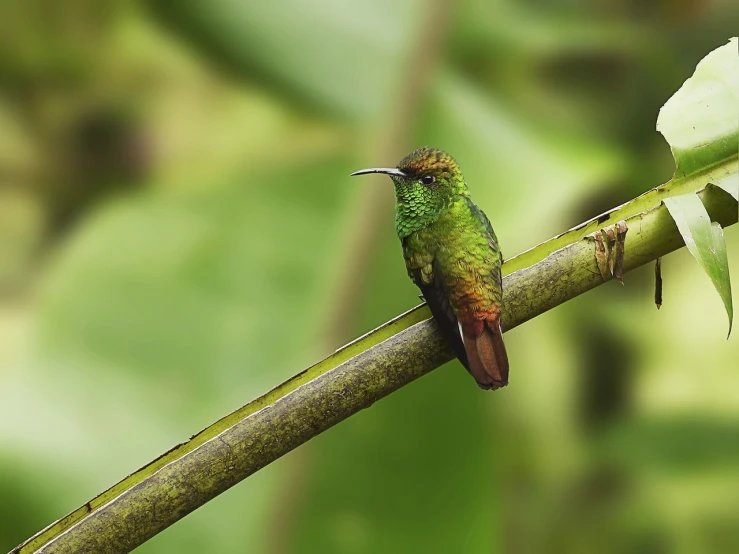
[351,147,468,222]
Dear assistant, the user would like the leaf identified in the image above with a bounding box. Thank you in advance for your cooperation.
[663,193,733,336]
[648,37,738,337]
[657,38,739,181]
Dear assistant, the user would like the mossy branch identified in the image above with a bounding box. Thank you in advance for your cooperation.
[11,160,737,554]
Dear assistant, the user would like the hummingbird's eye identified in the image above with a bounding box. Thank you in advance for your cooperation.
[420,175,435,186]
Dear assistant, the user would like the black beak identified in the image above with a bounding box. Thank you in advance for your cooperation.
[350,167,407,178]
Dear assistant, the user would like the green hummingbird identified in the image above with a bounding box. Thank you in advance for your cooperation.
[352,147,509,389]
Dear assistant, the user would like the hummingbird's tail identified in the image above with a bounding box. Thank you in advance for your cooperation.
[462,317,509,390]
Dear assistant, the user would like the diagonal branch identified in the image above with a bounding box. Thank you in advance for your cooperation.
[11,170,738,554]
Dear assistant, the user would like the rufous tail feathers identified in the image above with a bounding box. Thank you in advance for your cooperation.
[462,317,509,390]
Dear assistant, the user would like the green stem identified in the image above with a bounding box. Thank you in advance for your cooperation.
[12,178,738,554]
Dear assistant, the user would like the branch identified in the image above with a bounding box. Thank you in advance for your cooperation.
[12,166,737,553]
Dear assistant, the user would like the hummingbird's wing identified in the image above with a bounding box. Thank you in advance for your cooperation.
[459,199,509,389]
[410,264,469,370]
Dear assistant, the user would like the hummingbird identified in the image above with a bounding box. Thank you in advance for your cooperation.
[352,147,509,389]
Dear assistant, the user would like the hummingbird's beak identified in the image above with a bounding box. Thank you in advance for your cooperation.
[350,167,407,178]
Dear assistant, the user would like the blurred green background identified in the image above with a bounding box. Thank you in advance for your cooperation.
[1,1,739,553]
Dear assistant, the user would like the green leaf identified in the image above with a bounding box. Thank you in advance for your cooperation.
[657,38,739,181]
[663,193,733,336]
[654,37,737,338]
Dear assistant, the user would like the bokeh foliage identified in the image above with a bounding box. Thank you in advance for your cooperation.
[1,1,738,553]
